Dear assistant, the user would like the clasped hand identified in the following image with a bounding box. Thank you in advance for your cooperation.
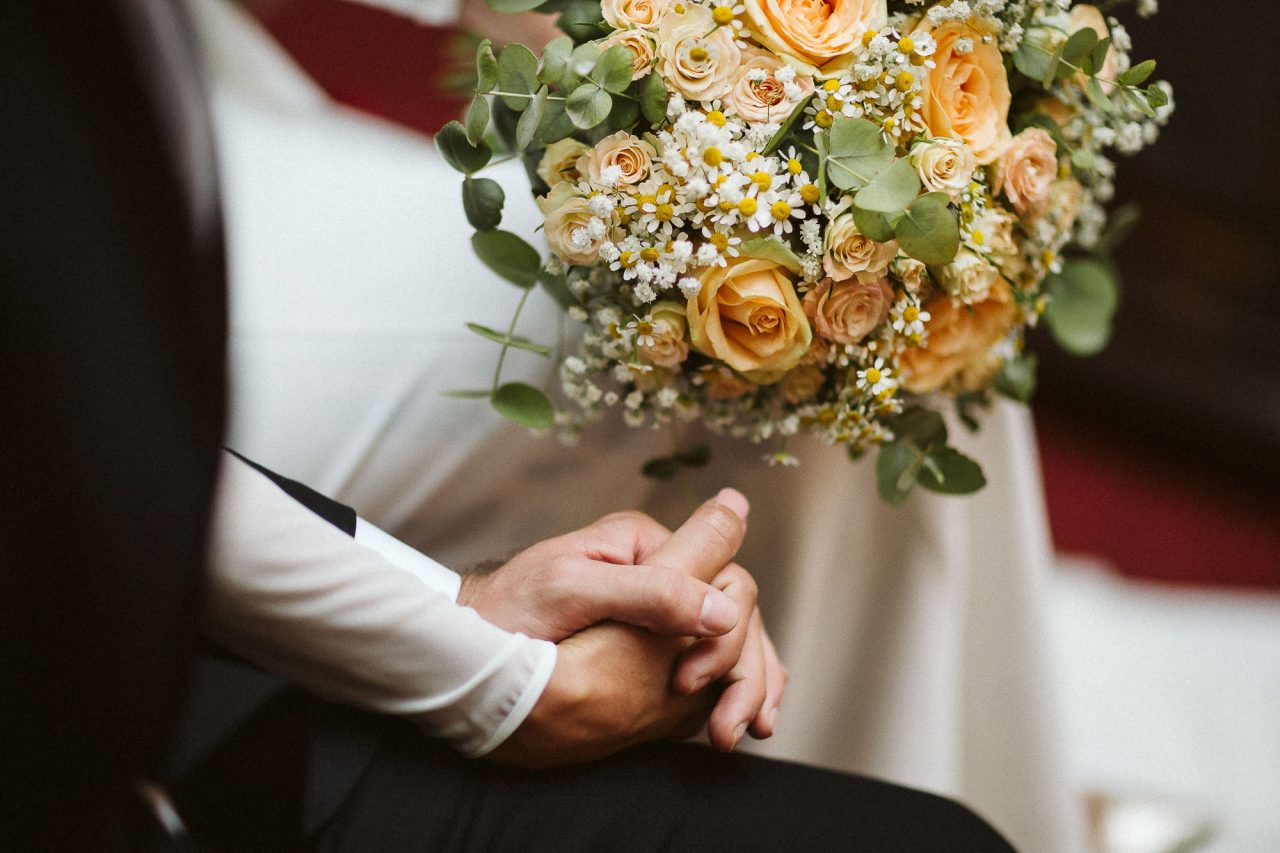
[458,489,786,767]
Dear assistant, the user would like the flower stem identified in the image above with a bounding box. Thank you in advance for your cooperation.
[493,287,534,394]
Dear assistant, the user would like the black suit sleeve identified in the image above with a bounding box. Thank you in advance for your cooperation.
[226,450,358,537]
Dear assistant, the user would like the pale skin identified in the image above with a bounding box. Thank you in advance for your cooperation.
[459,490,788,768]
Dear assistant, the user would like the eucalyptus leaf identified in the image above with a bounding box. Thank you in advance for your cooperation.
[1145,84,1168,109]
[1086,37,1111,76]
[465,95,490,146]
[853,157,921,214]
[497,44,539,111]
[566,82,612,129]
[441,388,492,399]
[516,86,549,150]
[642,456,681,480]
[476,38,498,92]
[825,116,894,191]
[491,382,555,429]
[1084,76,1110,111]
[603,97,640,133]
[890,407,947,451]
[852,205,899,243]
[738,237,803,274]
[471,229,542,289]
[917,447,986,495]
[1013,38,1055,83]
[762,96,812,155]
[462,176,505,231]
[993,353,1037,404]
[894,192,959,266]
[1061,27,1099,64]
[1120,86,1157,118]
[485,0,546,11]
[436,120,491,174]
[539,35,574,85]
[877,440,924,506]
[1042,44,1065,87]
[591,45,635,94]
[1119,59,1156,86]
[1071,147,1096,173]
[1043,257,1120,356]
[558,0,605,44]
[537,98,577,144]
[675,445,711,468]
[464,322,551,354]
[639,72,668,124]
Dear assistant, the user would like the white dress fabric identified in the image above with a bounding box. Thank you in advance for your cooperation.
[193,1,1082,848]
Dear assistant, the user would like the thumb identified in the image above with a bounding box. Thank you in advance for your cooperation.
[642,488,750,583]
[584,563,740,636]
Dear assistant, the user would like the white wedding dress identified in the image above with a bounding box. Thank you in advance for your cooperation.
[194,1,1083,848]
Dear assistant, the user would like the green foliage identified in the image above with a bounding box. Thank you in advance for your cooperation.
[641,445,711,480]
[465,95,490,146]
[1013,37,1055,83]
[853,157,921,214]
[824,116,894,191]
[475,39,498,92]
[601,97,640,134]
[566,82,612,129]
[738,236,803,274]
[497,44,539,111]
[994,352,1037,404]
[462,176,505,231]
[894,192,959,265]
[441,389,492,399]
[639,73,668,124]
[917,448,986,495]
[1061,27,1099,68]
[591,45,635,94]
[1119,59,1156,86]
[471,229,543,289]
[1084,76,1110,111]
[539,35,574,85]
[537,99,578,144]
[1043,257,1120,356]
[436,121,491,174]
[876,407,985,504]
[762,97,812,156]
[492,382,555,429]
[464,322,550,355]
[877,441,924,505]
[675,445,711,468]
[485,0,546,11]
[852,205,899,243]
[557,0,604,43]
[515,86,549,150]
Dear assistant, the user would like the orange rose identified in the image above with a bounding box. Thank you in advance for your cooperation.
[802,277,893,344]
[743,0,885,73]
[915,19,1012,164]
[899,281,1017,392]
[687,255,812,383]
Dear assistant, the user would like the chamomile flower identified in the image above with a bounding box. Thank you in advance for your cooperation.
[890,299,930,339]
[856,357,896,397]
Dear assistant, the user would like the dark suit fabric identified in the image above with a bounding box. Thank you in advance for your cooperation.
[1,1,225,848]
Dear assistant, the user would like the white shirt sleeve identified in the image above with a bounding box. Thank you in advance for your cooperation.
[341,0,463,27]
[203,452,555,756]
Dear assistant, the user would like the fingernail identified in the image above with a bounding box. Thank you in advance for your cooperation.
[731,722,747,749]
[713,487,750,521]
[686,675,709,695]
[699,588,738,633]
[766,706,779,730]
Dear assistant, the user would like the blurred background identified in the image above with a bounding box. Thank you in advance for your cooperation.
[229,1,1280,849]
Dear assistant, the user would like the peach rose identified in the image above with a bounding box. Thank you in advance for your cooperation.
[687,255,812,382]
[899,281,1017,392]
[576,131,656,188]
[971,207,1018,261]
[700,366,755,399]
[637,301,690,368]
[536,138,590,187]
[915,19,1012,164]
[910,138,977,200]
[657,5,741,102]
[936,250,1000,304]
[1037,177,1084,235]
[802,277,893,344]
[1070,5,1118,90]
[539,182,606,266]
[823,206,898,283]
[782,364,826,403]
[599,28,657,80]
[892,256,929,294]
[743,0,885,72]
[726,48,814,124]
[601,0,671,30]
[994,127,1058,217]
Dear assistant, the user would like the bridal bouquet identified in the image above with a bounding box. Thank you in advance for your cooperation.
[438,0,1171,503]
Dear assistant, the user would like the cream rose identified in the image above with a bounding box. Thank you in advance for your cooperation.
[822,206,898,283]
[539,182,606,266]
[601,0,670,30]
[971,208,1018,261]
[743,0,885,72]
[1070,5,1118,90]
[1038,177,1084,235]
[899,281,1017,392]
[726,48,814,124]
[892,256,929,294]
[802,277,893,344]
[657,5,741,102]
[994,127,1058,217]
[915,19,1012,164]
[536,138,590,187]
[599,28,657,81]
[687,255,812,382]
[637,301,690,368]
[781,365,825,403]
[910,138,977,199]
[576,131,656,188]
[936,250,1001,304]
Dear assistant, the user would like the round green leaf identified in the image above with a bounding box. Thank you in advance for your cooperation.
[476,39,498,92]
[877,441,924,506]
[537,99,577,144]
[853,157,921,214]
[1013,38,1055,83]
[492,382,555,430]
[486,0,546,11]
[497,44,539,111]
[603,96,640,133]
[642,456,681,480]
[994,353,1037,404]
[471,229,542,288]
[465,95,490,146]
[558,0,605,43]
[1043,257,1119,356]
[539,35,574,85]
[890,406,948,451]
[1061,27,1099,64]
[737,237,803,274]
[591,45,635,95]
[918,447,986,495]
[516,86,549,150]
[852,205,899,243]
[566,83,612,129]
[639,73,668,124]
[895,192,959,266]
[825,116,894,191]
[436,120,492,174]
[462,176,505,232]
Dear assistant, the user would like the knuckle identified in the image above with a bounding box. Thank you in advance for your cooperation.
[643,570,685,615]
[700,505,743,552]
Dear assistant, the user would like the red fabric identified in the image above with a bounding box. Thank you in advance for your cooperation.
[254,0,466,137]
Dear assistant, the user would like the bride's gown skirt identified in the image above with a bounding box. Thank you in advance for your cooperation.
[199,1,1082,849]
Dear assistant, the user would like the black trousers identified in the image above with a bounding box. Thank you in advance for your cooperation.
[172,680,1015,853]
